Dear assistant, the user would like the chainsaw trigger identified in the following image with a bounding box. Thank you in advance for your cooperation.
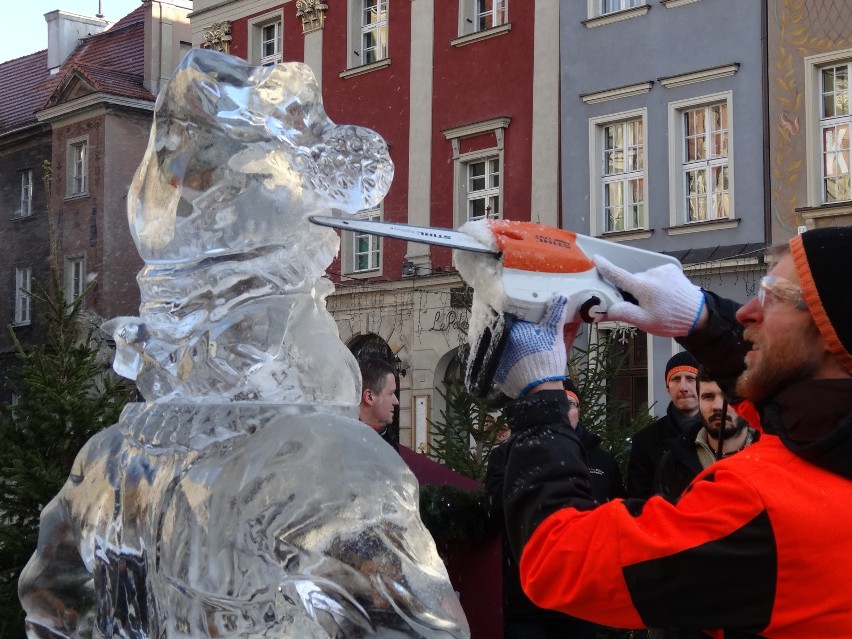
[578,296,602,323]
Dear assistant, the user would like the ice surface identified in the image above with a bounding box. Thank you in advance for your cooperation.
[18,49,469,638]
[104,48,394,404]
[454,220,506,353]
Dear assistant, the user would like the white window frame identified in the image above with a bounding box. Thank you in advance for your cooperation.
[66,255,86,302]
[343,208,383,277]
[67,136,88,197]
[667,91,734,229]
[18,169,33,217]
[465,156,502,223]
[347,0,388,69]
[589,0,646,18]
[589,108,648,237]
[459,0,508,36]
[248,12,283,66]
[14,266,32,326]
[445,117,510,228]
[819,62,851,204]
[803,49,852,207]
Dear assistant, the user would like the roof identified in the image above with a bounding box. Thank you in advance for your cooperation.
[0,50,56,134]
[664,242,766,266]
[0,5,151,135]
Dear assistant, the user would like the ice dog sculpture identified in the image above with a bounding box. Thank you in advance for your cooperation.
[18,49,469,639]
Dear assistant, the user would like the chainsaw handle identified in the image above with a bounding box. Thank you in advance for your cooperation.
[502,267,623,325]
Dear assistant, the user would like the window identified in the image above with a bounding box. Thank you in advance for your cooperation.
[820,63,851,203]
[667,92,733,228]
[465,157,501,222]
[601,326,649,424]
[602,118,645,232]
[260,20,282,65]
[348,0,388,68]
[249,13,283,66]
[589,109,647,236]
[682,102,730,222]
[343,208,382,276]
[593,0,645,17]
[361,0,388,65]
[444,117,509,228]
[68,138,88,196]
[801,51,852,214]
[460,0,508,35]
[14,266,32,325]
[66,255,86,301]
[353,209,381,273]
[18,170,33,217]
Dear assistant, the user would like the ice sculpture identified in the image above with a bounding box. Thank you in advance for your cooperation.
[18,49,469,639]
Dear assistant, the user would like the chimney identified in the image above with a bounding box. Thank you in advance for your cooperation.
[45,10,110,70]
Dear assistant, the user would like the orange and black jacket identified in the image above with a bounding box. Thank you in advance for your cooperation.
[502,292,852,638]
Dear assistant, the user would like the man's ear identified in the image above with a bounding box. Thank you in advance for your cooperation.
[361,388,373,406]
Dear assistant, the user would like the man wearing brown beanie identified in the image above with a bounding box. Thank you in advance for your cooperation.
[486,226,852,638]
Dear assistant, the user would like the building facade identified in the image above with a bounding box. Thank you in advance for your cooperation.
[560,0,769,412]
[766,0,852,242]
[0,2,192,400]
[190,0,561,450]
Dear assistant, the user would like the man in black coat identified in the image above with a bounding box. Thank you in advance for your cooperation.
[486,379,624,639]
[627,351,701,498]
[654,367,760,503]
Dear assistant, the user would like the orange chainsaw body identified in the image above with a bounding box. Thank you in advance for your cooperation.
[488,220,594,274]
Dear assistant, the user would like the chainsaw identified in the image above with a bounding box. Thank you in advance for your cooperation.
[310,215,679,397]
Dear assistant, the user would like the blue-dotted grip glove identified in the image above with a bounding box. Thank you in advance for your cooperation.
[494,295,572,399]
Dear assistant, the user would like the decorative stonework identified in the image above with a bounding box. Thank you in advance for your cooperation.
[201,21,232,53]
[580,81,654,104]
[770,0,852,234]
[296,0,328,34]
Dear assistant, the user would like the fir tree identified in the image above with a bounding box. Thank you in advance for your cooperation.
[0,162,133,637]
[426,379,507,483]
[569,323,655,478]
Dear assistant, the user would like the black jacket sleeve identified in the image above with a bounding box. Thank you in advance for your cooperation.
[677,290,749,396]
[626,427,658,499]
[502,391,597,560]
[485,441,507,525]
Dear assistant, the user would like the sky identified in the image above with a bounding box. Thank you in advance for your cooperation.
[2,0,145,64]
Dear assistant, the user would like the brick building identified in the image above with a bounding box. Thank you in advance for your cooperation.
[0,2,191,399]
[189,0,561,450]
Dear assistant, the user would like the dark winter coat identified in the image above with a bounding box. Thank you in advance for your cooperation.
[486,425,623,630]
[654,422,761,503]
[651,420,706,503]
[500,292,852,637]
[577,424,626,503]
[627,403,702,499]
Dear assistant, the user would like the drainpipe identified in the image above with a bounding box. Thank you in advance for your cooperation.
[761,0,772,256]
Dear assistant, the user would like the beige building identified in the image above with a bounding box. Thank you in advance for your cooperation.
[768,0,852,242]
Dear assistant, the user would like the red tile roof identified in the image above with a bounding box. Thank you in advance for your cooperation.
[0,50,56,134]
[0,5,153,135]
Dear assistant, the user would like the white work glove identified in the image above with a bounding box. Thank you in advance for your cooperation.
[593,255,705,338]
[494,295,576,399]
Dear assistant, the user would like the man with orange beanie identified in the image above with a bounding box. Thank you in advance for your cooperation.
[490,227,852,637]
[626,351,701,498]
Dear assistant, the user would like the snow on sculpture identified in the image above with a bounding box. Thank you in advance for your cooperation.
[18,49,469,639]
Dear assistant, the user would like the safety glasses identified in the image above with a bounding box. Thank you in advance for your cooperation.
[757,275,808,311]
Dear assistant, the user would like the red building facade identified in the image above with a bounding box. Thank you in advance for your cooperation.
[190,0,561,451]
